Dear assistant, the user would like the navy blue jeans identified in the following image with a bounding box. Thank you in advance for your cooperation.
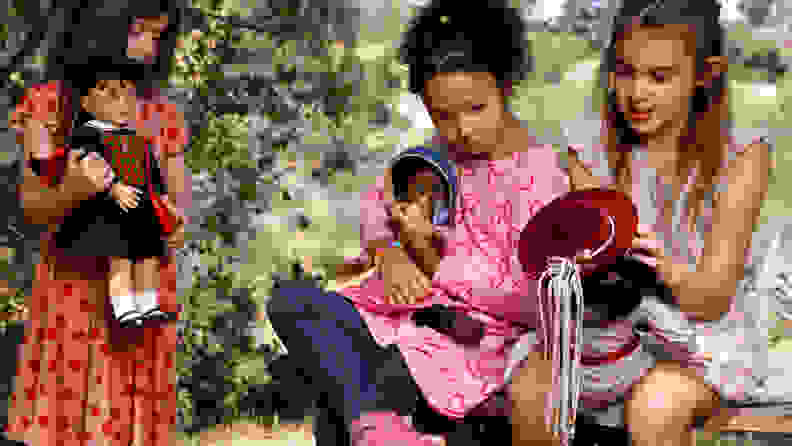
[266,282,420,425]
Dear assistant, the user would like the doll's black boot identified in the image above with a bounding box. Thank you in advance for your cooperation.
[140,306,171,323]
[117,310,145,328]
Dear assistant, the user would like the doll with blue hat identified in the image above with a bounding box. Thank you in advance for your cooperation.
[389,146,457,236]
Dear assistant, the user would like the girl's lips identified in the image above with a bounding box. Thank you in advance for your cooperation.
[630,110,652,121]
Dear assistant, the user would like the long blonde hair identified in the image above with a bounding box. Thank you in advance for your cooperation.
[600,0,730,231]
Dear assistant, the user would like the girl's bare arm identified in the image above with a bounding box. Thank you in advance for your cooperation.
[402,230,442,279]
[675,141,771,321]
[19,119,84,227]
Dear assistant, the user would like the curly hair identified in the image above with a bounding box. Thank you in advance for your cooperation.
[398,0,532,97]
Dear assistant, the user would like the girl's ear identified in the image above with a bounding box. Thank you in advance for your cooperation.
[501,79,513,99]
[80,95,93,115]
[696,55,725,88]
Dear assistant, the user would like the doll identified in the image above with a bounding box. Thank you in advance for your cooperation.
[388,148,487,345]
[30,62,179,328]
[389,146,457,231]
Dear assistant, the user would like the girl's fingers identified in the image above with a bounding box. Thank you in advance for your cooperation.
[406,281,419,304]
[391,286,403,305]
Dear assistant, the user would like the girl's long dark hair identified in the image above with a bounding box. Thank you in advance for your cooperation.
[43,0,185,149]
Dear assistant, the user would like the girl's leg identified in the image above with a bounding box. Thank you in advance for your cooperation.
[267,284,435,446]
[109,257,139,323]
[625,361,720,446]
[508,350,560,446]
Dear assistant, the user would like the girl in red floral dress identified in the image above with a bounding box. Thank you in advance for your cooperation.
[5,2,190,445]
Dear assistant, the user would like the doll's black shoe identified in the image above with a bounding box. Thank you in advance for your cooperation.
[117,310,145,328]
[140,306,170,322]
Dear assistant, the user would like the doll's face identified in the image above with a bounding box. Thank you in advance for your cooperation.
[80,79,137,127]
[405,168,447,220]
[127,15,169,62]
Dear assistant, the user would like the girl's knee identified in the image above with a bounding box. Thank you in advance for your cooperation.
[507,351,553,412]
[626,362,718,430]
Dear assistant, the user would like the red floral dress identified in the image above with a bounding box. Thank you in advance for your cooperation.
[5,80,190,446]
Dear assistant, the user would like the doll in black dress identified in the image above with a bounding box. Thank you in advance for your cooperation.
[31,62,177,327]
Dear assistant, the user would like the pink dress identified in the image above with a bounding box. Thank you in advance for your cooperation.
[505,128,770,411]
[338,136,571,419]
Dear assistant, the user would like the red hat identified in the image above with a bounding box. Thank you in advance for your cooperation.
[518,188,638,280]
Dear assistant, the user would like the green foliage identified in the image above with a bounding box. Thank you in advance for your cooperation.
[188,112,253,175]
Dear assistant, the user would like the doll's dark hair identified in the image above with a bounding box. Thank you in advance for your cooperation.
[67,59,148,128]
[398,0,532,98]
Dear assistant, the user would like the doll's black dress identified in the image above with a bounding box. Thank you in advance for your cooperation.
[52,121,168,260]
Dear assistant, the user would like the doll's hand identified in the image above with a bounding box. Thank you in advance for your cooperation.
[111,183,142,212]
[390,196,435,242]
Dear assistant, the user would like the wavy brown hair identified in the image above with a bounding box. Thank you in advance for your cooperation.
[599,0,730,232]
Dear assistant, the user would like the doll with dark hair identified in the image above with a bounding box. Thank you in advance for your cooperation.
[29,59,178,327]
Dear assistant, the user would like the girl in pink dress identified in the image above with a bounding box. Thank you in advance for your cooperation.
[267,1,600,445]
[507,0,779,445]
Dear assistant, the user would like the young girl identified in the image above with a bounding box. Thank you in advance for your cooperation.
[508,0,780,445]
[6,2,189,444]
[266,1,596,445]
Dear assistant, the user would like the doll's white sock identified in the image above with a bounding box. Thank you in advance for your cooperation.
[137,288,160,314]
[111,294,137,320]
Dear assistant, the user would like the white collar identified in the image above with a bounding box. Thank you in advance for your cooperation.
[85,120,133,132]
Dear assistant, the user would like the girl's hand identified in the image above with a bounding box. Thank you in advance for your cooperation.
[161,198,186,250]
[382,253,432,305]
[111,183,142,212]
[166,221,186,251]
[630,224,681,288]
[390,196,435,242]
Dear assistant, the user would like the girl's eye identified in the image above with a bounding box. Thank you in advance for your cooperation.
[472,104,484,112]
[652,72,669,82]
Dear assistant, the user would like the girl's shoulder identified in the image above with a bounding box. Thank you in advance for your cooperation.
[8,81,61,131]
[135,89,189,156]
